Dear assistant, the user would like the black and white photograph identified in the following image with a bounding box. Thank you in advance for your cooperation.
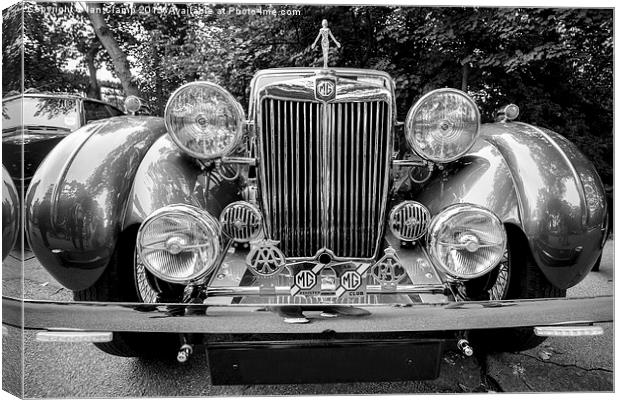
[1,0,615,397]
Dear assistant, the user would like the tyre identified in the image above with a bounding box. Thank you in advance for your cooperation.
[461,226,566,352]
[591,254,601,272]
[73,226,184,358]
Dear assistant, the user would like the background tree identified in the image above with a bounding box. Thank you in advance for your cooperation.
[84,2,139,96]
[2,3,23,94]
[3,3,612,189]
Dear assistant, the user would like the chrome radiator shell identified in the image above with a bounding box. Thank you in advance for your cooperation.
[256,75,393,260]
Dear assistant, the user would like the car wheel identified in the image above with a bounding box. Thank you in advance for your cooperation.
[460,226,566,352]
[73,226,183,358]
[591,254,602,272]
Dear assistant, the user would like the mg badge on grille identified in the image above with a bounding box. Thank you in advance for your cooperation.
[315,77,336,101]
[335,263,370,298]
[295,270,317,290]
[340,271,362,291]
[291,266,323,297]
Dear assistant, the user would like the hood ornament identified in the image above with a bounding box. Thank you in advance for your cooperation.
[312,19,341,69]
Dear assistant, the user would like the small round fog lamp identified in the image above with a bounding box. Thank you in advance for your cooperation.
[389,201,431,242]
[219,201,263,242]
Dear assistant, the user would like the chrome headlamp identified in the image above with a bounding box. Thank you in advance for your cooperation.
[427,204,506,279]
[137,204,221,283]
[405,88,480,163]
[164,82,245,160]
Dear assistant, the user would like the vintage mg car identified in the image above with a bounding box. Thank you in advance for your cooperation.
[6,58,611,384]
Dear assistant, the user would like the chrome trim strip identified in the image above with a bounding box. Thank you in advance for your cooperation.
[221,156,256,166]
[5,296,612,334]
[392,159,427,167]
[249,68,397,120]
[205,284,445,297]
[35,331,113,343]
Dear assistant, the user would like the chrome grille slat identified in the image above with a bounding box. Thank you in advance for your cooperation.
[282,101,289,249]
[343,104,350,255]
[335,103,343,254]
[371,103,381,240]
[369,102,377,244]
[321,103,329,249]
[295,102,300,254]
[259,97,390,259]
[361,102,368,253]
[354,102,361,255]
[307,102,313,253]
[330,103,337,249]
[303,103,308,254]
[267,99,276,236]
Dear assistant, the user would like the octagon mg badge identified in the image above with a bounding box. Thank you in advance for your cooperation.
[315,77,336,101]
[291,264,324,297]
[340,271,362,291]
[335,264,370,299]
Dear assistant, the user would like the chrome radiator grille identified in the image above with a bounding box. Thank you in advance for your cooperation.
[258,98,391,259]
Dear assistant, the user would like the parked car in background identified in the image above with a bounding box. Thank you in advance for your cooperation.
[2,91,124,194]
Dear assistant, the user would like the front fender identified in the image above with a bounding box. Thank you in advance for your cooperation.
[483,122,606,288]
[2,165,19,261]
[122,134,243,229]
[416,139,521,226]
[418,122,607,289]
[25,117,167,291]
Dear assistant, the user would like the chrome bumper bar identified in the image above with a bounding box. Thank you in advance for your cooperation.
[2,295,612,334]
[206,284,446,297]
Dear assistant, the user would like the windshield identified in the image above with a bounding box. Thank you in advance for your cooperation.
[2,97,79,131]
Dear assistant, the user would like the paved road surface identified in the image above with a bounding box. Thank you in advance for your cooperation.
[2,240,613,397]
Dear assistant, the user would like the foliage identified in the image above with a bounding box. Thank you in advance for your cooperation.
[2,4,23,94]
[2,3,613,186]
[2,2,120,97]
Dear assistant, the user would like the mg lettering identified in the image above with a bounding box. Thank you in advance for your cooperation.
[315,78,336,100]
[317,80,334,97]
[340,270,362,291]
[295,270,317,290]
